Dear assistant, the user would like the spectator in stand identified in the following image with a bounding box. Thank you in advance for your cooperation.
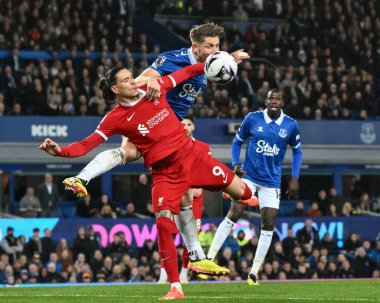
[0,227,23,264]
[352,247,377,278]
[282,229,298,256]
[132,173,151,214]
[344,233,361,253]
[316,190,329,215]
[56,238,71,259]
[357,192,371,213]
[292,200,305,216]
[306,201,323,217]
[41,228,55,264]
[341,201,361,217]
[367,241,380,264]
[91,250,104,276]
[296,219,320,247]
[72,226,93,262]
[76,194,97,218]
[38,173,60,217]
[320,232,338,254]
[46,252,62,273]
[18,186,42,218]
[106,232,134,263]
[95,193,119,218]
[26,228,42,259]
[328,188,344,214]
[122,202,138,218]
[97,256,113,282]
[326,203,338,217]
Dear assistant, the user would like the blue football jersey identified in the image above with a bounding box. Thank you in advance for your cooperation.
[150,47,207,120]
[235,109,301,188]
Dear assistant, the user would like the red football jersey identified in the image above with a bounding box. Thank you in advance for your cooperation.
[59,63,205,167]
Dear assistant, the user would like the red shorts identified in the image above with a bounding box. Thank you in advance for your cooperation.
[151,140,234,215]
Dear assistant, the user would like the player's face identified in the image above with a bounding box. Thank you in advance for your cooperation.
[112,69,139,101]
[193,36,220,62]
[265,91,284,117]
[181,118,195,138]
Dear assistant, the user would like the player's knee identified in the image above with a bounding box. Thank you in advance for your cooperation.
[180,190,193,207]
[115,148,126,165]
[227,203,246,222]
[156,215,174,234]
[122,141,140,163]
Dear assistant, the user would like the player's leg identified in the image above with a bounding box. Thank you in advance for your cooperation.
[207,203,246,261]
[63,138,140,197]
[152,177,186,299]
[156,211,184,300]
[248,187,280,286]
[180,245,190,283]
[175,190,229,276]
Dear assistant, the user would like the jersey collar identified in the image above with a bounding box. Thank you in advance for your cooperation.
[263,108,285,125]
[119,89,146,107]
[188,47,197,64]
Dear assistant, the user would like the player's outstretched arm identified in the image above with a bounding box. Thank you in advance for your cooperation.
[39,138,62,156]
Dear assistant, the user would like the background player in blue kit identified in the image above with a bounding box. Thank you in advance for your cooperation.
[207,89,303,285]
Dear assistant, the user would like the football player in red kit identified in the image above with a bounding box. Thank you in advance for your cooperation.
[39,63,258,300]
[156,115,210,284]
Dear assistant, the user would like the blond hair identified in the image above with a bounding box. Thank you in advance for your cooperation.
[189,23,224,44]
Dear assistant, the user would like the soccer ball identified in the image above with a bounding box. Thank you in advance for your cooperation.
[204,51,238,84]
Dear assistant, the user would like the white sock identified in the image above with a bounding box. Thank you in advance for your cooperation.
[174,206,206,261]
[171,282,182,291]
[180,267,188,277]
[76,148,125,182]
[207,217,235,260]
[159,267,167,281]
[251,229,273,276]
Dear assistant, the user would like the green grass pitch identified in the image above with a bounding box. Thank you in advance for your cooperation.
[0,280,379,302]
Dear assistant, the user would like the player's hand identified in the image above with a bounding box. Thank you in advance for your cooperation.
[145,78,161,101]
[39,138,61,156]
[233,164,246,178]
[231,49,250,64]
[286,177,299,199]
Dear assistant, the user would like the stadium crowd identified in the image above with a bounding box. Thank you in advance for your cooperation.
[14,172,380,219]
[1,0,379,119]
[0,219,379,285]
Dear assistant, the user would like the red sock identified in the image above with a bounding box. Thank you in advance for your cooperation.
[241,182,253,200]
[181,245,190,269]
[156,217,180,283]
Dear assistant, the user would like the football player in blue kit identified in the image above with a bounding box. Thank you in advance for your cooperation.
[207,89,303,285]
[61,23,250,282]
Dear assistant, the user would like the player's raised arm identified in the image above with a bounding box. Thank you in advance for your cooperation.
[159,62,205,94]
[39,133,105,158]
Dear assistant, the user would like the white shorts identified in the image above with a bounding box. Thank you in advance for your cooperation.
[242,178,280,210]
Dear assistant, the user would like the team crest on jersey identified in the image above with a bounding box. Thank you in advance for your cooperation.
[154,56,166,67]
[279,129,287,138]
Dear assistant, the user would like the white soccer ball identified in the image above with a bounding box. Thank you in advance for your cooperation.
[204,51,238,84]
